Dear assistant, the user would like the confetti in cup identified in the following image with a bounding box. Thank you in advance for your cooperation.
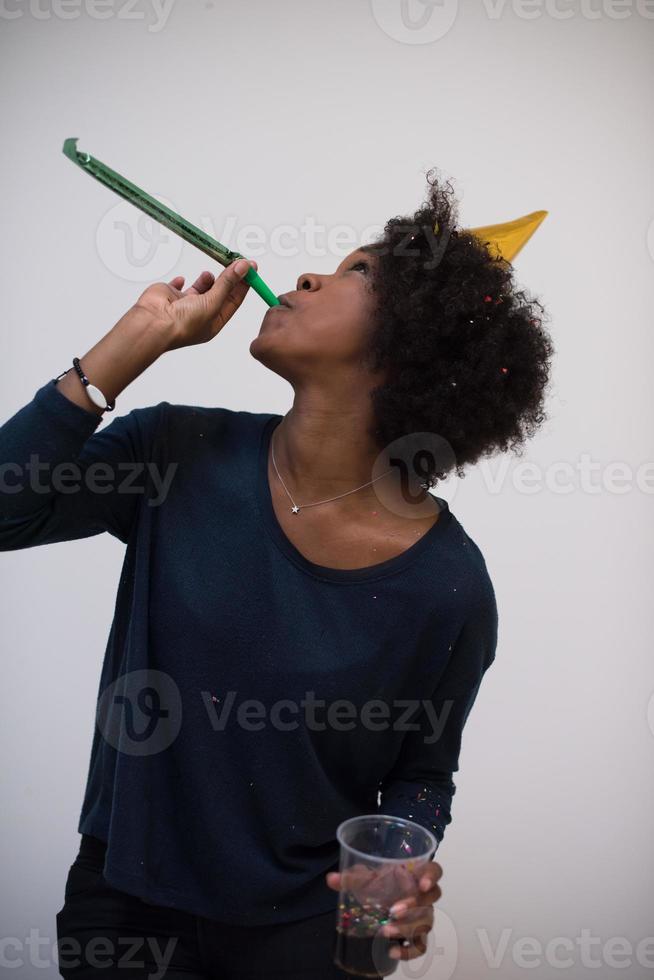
[332,815,437,976]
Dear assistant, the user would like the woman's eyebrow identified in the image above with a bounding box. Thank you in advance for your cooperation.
[335,249,375,275]
[336,253,362,272]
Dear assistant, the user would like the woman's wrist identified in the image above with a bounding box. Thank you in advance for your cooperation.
[117,304,176,358]
[125,302,179,355]
[54,307,172,416]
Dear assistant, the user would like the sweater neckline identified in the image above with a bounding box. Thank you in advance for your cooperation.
[255,413,452,583]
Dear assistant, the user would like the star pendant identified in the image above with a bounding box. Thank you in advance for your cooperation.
[291,504,299,514]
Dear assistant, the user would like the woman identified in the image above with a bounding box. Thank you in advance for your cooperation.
[0,171,553,978]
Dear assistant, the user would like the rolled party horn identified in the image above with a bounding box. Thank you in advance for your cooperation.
[62,137,280,307]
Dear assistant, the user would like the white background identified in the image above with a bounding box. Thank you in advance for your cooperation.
[1,1,653,976]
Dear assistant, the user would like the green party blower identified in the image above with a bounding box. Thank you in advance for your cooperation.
[62,138,280,307]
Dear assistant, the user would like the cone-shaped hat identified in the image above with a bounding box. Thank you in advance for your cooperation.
[463,210,548,263]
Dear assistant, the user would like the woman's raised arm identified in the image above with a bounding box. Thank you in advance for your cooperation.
[0,259,257,550]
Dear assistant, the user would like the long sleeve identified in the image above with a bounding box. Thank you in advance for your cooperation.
[0,378,165,550]
[378,585,498,848]
[0,399,502,925]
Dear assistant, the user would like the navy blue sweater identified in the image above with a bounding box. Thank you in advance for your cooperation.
[0,378,498,925]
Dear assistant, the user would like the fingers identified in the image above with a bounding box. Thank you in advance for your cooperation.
[337,863,381,898]
[167,264,256,302]
[385,906,434,935]
[389,888,441,920]
[328,862,442,904]
[167,271,215,299]
[383,908,433,961]
[169,259,258,288]
[328,860,438,964]
[202,258,256,320]
[420,883,442,904]
[388,862,443,912]
[420,861,443,888]
[165,275,185,299]
[181,270,215,298]
[388,923,431,960]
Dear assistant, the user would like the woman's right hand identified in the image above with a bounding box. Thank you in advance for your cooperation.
[132,257,259,353]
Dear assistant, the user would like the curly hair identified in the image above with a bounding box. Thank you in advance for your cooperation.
[360,168,555,487]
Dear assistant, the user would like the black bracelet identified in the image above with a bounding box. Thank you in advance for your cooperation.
[53,359,115,412]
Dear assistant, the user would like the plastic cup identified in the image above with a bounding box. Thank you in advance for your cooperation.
[332,814,437,977]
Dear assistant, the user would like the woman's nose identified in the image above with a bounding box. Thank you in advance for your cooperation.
[296,272,320,292]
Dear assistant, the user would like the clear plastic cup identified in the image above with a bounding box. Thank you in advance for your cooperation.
[332,814,437,977]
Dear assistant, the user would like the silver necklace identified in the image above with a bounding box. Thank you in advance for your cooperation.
[270,426,394,515]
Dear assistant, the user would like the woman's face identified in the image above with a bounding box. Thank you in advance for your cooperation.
[249,247,382,386]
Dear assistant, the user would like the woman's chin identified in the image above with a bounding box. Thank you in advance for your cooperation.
[249,331,281,363]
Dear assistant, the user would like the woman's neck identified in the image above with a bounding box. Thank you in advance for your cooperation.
[272,399,382,498]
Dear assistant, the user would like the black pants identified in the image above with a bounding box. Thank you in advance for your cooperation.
[55,834,366,979]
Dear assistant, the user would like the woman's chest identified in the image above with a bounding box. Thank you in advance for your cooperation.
[266,460,441,571]
[146,509,452,691]
[140,470,461,700]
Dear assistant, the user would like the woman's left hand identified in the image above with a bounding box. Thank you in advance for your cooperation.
[325,861,443,963]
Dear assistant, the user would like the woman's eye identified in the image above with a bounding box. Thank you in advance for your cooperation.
[351,261,368,272]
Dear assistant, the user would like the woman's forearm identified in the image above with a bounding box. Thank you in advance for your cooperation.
[54,307,170,416]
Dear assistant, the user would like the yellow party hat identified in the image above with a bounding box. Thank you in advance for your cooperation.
[462,210,548,263]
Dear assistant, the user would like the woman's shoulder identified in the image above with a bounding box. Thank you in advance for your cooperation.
[438,500,496,602]
[159,401,279,424]
[148,401,280,440]
[109,401,280,463]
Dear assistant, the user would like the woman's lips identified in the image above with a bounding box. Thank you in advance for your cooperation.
[262,304,290,324]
